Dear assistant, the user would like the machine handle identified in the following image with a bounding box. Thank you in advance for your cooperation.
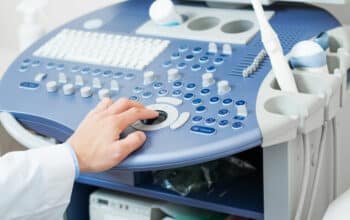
[0,112,54,149]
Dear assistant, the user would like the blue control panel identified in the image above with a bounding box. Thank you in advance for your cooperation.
[0,0,340,170]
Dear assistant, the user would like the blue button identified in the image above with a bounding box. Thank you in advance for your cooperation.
[173,81,183,88]
[218,109,229,117]
[163,60,172,68]
[191,64,201,71]
[192,47,203,53]
[218,120,229,127]
[142,91,153,99]
[213,57,224,65]
[192,98,202,105]
[232,122,244,129]
[172,89,183,97]
[176,62,187,69]
[179,45,189,52]
[236,100,246,106]
[92,69,102,76]
[19,82,39,90]
[125,73,135,80]
[113,72,123,79]
[103,70,112,77]
[205,117,216,125]
[22,59,31,66]
[206,66,216,72]
[18,65,29,72]
[71,66,80,73]
[210,97,220,104]
[234,115,246,121]
[32,60,41,67]
[199,56,209,63]
[158,89,168,96]
[184,93,194,100]
[171,52,181,60]
[223,98,233,105]
[81,67,90,74]
[192,116,203,123]
[46,62,55,69]
[133,86,144,94]
[153,82,163,89]
[190,126,216,135]
[56,64,65,71]
[200,88,211,96]
[129,96,139,101]
[185,54,195,61]
[196,106,207,113]
[186,83,196,90]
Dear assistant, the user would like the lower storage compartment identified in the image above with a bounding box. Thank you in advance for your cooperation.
[67,147,263,220]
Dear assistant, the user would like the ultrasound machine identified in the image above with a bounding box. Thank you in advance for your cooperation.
[1,0,350,219]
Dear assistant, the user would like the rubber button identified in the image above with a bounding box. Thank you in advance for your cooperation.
[190,126,216,135]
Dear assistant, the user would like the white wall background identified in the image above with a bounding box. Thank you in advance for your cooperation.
[0,1,349,76]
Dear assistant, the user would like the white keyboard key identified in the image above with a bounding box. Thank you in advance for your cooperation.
[170,112,190,130]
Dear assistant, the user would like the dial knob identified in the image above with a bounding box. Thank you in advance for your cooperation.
[217,80,231,95]
[80,86,93,98]
[144,71,156,85]
[167,68,181,82]
[63,83,75,96]
[235,100,248,117]
[208,42,218,54]
[110,80,120,91]
[202,73,215,87]
[98,89,110,100]
[92,77,102,89]
[46,81,58,93]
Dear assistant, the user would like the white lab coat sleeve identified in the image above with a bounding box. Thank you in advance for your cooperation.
[323,189,350,220]
[0,143,76,220]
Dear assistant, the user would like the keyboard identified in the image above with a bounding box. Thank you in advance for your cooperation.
[33,29,170,70]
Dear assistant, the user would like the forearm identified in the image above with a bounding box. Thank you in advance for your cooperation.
[0,144,76,219]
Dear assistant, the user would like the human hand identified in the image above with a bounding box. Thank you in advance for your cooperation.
[67,98,159,173]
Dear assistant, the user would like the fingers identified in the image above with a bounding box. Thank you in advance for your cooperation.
[116,107,159,131]
[94,98,113,112]
[107,98,144,115]
[112,131,146,163]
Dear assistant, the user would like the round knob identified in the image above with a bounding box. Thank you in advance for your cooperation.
[98,89,110,100]
[167,68,181,82]
[235,100,248,117]
[63,83,75,96]
[144,71,156,85]
[46,81,58,93]
[202,73,215,87]
[80,86,93,98]
[217,80,231,95]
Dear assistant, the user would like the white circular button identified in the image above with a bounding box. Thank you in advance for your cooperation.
[217,80,231,95]
[63,83,75,95]
[46,81,58,93]
[167,68,181,82]
[144,71,156,85]
[202,72,215,87]
[80,86,93,98]
[98,89,110,100]
[83,18,104,30]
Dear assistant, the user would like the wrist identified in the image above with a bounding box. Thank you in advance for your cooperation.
[64,142,80,179]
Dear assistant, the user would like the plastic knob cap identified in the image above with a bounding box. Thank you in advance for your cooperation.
[98,89,110,100]
[46,81,58,93]
[80,86,93,98]
[202,72,215,87]
[167,68,181,82]
[217,80,231,95]
[144,71,156,85]
[63,83,75,95]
